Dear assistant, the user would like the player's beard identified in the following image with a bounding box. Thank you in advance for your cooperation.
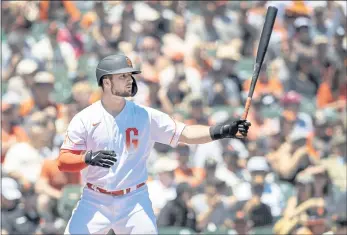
[110,79,132,97]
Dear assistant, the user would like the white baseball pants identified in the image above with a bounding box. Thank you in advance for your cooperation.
[64,185,158,234]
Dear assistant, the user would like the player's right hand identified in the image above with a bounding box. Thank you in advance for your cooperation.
[210,119,251,140]
[84,150,117,168]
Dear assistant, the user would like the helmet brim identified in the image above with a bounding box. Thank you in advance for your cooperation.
[106,67,141,75]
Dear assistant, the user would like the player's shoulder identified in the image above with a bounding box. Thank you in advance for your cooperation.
[132,101,170,120]
[73,101,99,117]
[70,101,103,126]
[126,100,153,117]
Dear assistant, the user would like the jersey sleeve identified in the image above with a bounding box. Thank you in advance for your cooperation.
[61,114,87,151]
[147,107,186,148]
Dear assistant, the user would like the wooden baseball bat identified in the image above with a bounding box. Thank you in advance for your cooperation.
[236,6,278,138]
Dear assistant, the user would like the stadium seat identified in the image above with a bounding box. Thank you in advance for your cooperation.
[158,226,195,235]
[57,184,82,221]
[300,97,317,116]
[210,105,237,117]
[235,57,254,80]
[261,105,282,118]
[202,227,238,235]
[30,22,49,41]
[278,181,296,204]
[77,54,98,84]
[250,225,274,235]
[51,65,73,103]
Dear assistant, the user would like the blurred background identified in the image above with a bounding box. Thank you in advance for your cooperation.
[1,1,346,235]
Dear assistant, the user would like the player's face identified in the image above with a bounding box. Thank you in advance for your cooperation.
[107,73,133,97]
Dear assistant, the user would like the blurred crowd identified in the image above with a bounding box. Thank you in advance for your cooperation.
[1,1,346,235]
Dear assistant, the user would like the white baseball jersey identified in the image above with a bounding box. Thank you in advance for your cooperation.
[61,100,185,191]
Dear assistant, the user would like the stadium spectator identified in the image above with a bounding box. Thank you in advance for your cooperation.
[20,72,61,117]
[1,101,28,163]
[215,149,250,194]
[236,156,284,218]
[3,112,47,190]
[35,159,81,222]
[1,177,39,234]
[191,178,231,231]
[321,134,347,192]
[275,130,315,183]
[157,182,197,231]
[147,157,178,216]
[173,145,205,188]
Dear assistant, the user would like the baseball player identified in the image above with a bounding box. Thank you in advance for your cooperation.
[58,54,251,234]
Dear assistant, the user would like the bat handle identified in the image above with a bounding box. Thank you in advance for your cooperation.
[235,97,252,139]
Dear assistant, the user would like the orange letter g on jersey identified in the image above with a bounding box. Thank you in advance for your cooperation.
[125,128,139,150]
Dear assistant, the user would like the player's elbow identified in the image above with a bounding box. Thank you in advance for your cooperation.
[178,125,212,145]
[56,154,67,172]
[178,126,196,144]
[178,128,189,144]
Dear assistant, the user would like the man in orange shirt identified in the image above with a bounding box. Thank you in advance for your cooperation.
[20,72,62,118]
[71,81,94,112]
[243,65,283,99]
[35,159,81,221]
[246,97,275,142]
[1,102,28,163]
[174,145,205,188]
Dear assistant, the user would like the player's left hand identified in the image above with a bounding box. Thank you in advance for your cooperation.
[84,150,117,168]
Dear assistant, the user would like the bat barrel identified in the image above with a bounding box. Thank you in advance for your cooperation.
[236,6,278,139]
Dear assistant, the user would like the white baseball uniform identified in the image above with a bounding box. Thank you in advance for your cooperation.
[61,100,186,234]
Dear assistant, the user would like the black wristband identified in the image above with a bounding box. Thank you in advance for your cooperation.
[84,150,92,164]
[209,124,224,140]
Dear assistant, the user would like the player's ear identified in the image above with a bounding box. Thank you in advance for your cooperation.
[102,76,111,89]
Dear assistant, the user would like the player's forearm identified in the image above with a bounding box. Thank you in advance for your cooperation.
[179,125,213,145]
[179,120,250,145]
[57,150,87,172]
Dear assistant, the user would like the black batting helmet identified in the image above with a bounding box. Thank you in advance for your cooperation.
[96,54,141,96]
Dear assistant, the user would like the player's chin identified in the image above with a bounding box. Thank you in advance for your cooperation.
[125,87,133,96]
[112,89,132,97]
[120,89,132,97]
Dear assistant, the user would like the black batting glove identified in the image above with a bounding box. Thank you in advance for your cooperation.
[84,150,117,168]
[209,119,251,140]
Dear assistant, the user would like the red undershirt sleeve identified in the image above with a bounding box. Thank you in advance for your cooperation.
[57,149,87,172]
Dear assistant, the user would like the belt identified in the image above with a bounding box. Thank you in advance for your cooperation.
[86,182,146,196]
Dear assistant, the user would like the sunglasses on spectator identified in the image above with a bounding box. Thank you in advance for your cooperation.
[31,120,48,127]
[34,83,54,88]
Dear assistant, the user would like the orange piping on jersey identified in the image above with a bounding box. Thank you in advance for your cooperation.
[169,116,177,145]
[57,149,87,172]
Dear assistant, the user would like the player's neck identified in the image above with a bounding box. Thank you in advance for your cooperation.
[101,95,126,117]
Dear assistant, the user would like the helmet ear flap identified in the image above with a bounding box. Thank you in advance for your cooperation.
[131,76,138,97]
